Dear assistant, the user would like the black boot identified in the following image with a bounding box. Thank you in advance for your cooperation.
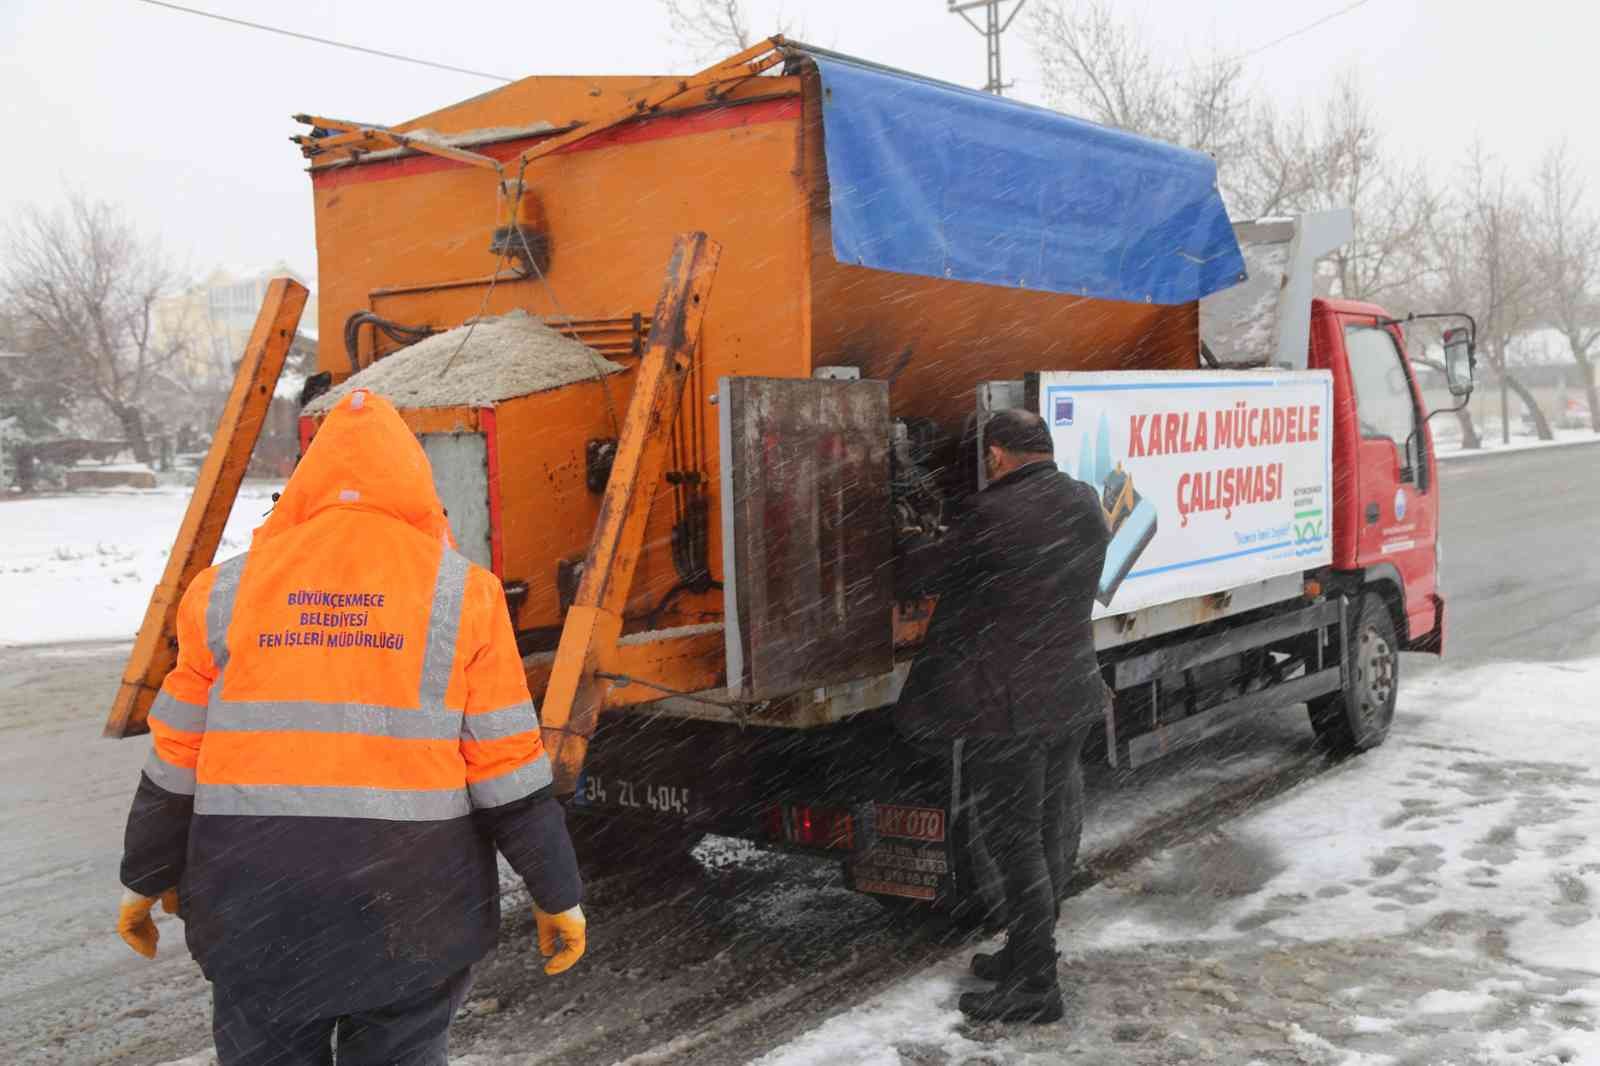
[971,946,1059,983]
[958,979,1064,1024]
[970,944,1013,982]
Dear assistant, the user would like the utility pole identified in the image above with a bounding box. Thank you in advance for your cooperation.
[948,0,1028,96]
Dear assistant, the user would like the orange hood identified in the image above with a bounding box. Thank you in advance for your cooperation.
[255,389,453,547]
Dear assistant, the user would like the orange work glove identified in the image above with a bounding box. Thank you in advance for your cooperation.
[533,904,586,975]
[117,887,180,959]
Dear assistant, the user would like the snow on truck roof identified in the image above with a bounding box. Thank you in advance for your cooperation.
[304,310,624,413]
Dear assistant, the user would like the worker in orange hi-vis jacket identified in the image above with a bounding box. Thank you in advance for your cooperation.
[116,388,584,1066]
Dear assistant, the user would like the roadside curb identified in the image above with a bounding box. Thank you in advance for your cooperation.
[1437,434,1600,463]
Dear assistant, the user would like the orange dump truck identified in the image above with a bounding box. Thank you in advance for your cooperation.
[109,39,1476,911]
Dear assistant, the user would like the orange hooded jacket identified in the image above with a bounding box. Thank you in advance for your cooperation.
[121,389,580,1012]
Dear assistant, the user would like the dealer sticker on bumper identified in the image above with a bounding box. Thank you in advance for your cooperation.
[850,804,949,900]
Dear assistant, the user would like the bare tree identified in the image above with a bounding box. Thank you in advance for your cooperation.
[1028,0,1254,206]
[1531,140,1600,432]
[1026,5,1434,307]
[663,0,750,57]
[1432,144,1551,443]
[1275,77,1438,305]
[1234,78,1462,441]
[2,195,185,463]
[661,0,799,62]
[1030,0,1179,136]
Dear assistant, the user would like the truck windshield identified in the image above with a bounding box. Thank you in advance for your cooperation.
[1344,325,1421,478]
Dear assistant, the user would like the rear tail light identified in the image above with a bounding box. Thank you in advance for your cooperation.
[764,803,855,850]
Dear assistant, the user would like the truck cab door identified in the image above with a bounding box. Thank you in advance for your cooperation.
[1341,319,1438,642]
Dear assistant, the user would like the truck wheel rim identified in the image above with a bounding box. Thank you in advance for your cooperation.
[1356,626,1395,732]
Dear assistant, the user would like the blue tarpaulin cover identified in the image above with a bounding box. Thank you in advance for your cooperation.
[808,54,1246,306]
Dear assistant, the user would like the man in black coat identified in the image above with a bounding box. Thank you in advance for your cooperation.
[894,408,1110,1024]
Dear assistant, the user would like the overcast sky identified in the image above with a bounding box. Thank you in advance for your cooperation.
[1,0,1589,286]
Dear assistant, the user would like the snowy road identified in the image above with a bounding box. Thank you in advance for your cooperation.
[0,642,1328,1066]
[1,445,1597,1065]
[1428,444,1600,664]
[0,641,215,1064]
[757,657,1600,1066]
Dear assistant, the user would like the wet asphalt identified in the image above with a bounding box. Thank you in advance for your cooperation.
[1426,445,1600,665]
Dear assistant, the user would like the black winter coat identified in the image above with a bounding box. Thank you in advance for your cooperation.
[893,461,1111,742]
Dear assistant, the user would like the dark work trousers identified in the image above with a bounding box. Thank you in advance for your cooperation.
[211,969,473,1066]
[964,726,1088,987]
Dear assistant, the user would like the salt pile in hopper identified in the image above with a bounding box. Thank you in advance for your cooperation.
[305,309,624,413]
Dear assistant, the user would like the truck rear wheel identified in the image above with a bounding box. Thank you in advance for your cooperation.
[1308,592,1398,754]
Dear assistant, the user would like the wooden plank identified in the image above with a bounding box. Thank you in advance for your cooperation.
[720,377,895,700]
[103,278,309,738]
[539,233,722,794]
[522,625,726,709]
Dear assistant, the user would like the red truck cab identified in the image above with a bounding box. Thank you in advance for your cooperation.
[1312,298,1445,655]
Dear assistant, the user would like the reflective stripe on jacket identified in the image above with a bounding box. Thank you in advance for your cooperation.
[143,546,553,820]
[122,389,579,1014]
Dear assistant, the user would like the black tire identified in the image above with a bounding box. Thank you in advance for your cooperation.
[1309,592,1399,754]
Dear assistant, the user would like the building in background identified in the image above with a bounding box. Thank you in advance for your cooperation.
[156,263,319,383]
[150,265,319,480]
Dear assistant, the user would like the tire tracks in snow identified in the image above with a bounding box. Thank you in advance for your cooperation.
[454,737,1341,1066]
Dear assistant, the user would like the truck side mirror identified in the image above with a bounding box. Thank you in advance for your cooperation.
[1443,327,1475,397]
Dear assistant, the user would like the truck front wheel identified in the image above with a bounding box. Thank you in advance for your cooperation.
[1308,592,1398,754]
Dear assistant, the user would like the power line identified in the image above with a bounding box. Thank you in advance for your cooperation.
[132,0,516,83]
[1239,0,1376,60]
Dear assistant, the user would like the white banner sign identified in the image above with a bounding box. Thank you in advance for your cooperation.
[1036,370,1333,618]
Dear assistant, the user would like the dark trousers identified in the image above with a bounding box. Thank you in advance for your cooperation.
[212,969,473,1066]
[964,726,1087,987]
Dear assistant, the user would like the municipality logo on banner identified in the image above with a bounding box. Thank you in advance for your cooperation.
[1052,395,1075,426]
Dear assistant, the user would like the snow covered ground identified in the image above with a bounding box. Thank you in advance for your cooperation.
[1434,425,1599,462]
[0,482,280,646]
[754,657,1600,1066]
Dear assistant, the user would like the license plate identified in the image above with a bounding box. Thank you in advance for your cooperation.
[574,771,693,817]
